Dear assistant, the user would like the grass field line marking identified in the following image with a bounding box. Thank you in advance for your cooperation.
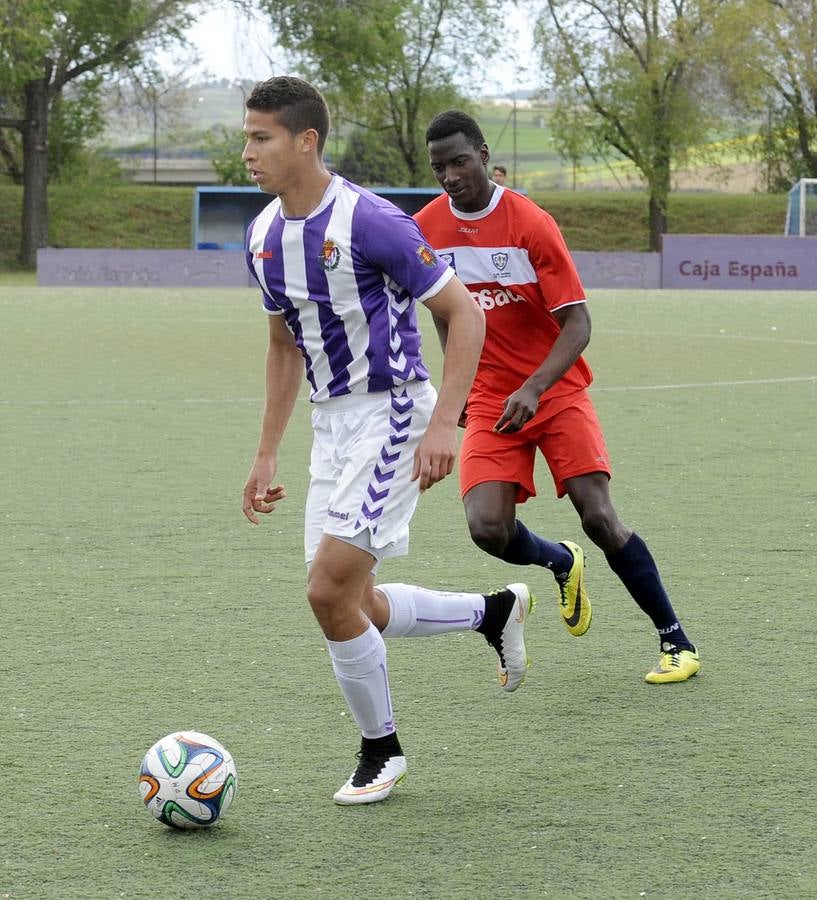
[594,375,817,392]
[2,375,817,405]
[602,329,817,346]
[0,396,265,406]
[590,292,817,302]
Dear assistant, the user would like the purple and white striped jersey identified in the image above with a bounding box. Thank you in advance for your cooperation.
[245,174,454,403]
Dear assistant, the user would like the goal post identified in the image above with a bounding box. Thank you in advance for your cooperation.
[785,178,817,235]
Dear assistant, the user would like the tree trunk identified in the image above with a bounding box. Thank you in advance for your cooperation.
[20,78,50,268]
[648,193,667,252]
[648,140,671,252]
[399,126,420,186]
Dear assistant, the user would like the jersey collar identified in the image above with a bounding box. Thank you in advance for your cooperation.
[278,173,340,222]
[447,183,505,221]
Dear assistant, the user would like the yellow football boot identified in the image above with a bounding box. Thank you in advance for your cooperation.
[556,541,592,636]
[645,645,700,684]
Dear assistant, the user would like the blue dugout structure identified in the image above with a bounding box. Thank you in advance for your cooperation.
[192,186,443,250]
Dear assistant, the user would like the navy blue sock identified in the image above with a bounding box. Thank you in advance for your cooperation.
[499,520,574,575]
[606,533,692,649]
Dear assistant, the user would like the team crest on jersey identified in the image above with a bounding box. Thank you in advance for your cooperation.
[416,244,437,267]
[320,239,341,271]
[491,251,509,271]
[439,251,456,271]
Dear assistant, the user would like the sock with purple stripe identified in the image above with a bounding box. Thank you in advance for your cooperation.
[326,622,396,739]
[379,583,486,637]
[605,532,693,650]
[500,519,574,576]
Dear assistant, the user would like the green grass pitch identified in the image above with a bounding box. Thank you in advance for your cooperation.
[1,286,816,898]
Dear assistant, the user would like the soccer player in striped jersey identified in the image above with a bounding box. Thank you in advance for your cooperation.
[416,110,699,685]
[240,78,536,806]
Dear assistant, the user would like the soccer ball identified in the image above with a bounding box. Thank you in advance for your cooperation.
[139,731,238,829]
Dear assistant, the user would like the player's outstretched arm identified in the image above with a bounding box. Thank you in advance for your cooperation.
[494,301,591,434]
[415,278,485,490]
[243,314,303,523]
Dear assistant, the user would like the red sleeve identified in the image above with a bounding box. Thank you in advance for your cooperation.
[523,206,586,312]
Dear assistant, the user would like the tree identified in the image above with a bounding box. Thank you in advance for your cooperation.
[0,0,193,266]
[337,126,410,185]
[754,105,817,192]
[205,125,251,186]
[48,76,106,178]
[742,0,817,191]
[545,88,598,191]
[258,0,502,185]
[537,0,738,250]
[129,69,193,184]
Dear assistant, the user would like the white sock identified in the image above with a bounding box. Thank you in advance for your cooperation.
[326,622,395,739]
[378,583,486,638]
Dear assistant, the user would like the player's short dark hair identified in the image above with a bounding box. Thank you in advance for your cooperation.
[425,110,486,150]
[492,165,507,175]
[246,76,330,153]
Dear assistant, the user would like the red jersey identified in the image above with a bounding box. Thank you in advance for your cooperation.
[415,186,593,418]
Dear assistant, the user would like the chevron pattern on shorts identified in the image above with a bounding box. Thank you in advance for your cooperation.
[356,388,415,535]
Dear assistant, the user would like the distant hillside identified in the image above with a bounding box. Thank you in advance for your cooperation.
[100,81,763,193]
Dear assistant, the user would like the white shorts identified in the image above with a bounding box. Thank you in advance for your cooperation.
[304,380,437,566]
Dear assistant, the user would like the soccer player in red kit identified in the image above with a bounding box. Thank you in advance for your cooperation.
[415,110,699,683]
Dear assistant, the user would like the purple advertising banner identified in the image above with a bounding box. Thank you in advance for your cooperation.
[37,248,254,288]
[38,247,662,291]
[662,235,817,290]
[571,251,661,289]
[38,239,817,291]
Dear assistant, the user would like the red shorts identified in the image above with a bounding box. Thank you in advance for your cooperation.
[460,389,612,502]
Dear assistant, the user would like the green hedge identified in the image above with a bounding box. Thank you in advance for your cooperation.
[0,184,192,270]
[0,182,788,269]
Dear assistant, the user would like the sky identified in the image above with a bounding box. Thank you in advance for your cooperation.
[180,2,538,98]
